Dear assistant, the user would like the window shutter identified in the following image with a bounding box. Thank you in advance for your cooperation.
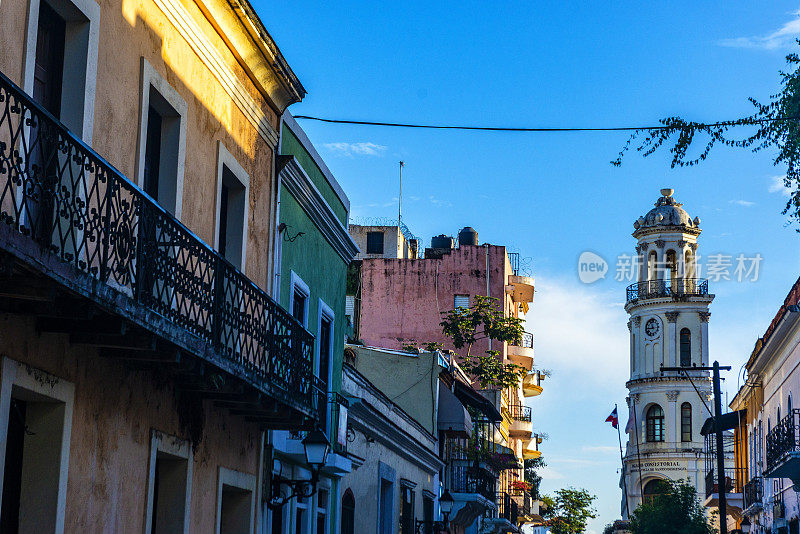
[454,295,469,309]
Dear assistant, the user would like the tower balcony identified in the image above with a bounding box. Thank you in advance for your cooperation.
[0,70,318,429]
[764,409,800,485]
[626,278,710,304]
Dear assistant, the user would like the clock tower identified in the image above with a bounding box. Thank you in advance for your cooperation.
[622,189,714,516]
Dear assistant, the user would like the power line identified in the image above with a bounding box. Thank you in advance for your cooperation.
[293,115,794,133]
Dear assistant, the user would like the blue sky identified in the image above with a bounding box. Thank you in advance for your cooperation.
[260,2,800,531]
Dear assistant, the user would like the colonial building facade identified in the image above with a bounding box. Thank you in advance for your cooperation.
[623,189,714,515]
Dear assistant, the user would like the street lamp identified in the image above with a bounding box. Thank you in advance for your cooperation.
[268,429,331,509]
[740,517,750,533]
[413,491,456,534]
[439,490,455,524]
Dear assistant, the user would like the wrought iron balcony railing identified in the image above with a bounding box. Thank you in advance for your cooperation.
[507,404,532,422]
[704,467,744,498]
[447,459,496,501]
[513,332,533,349]
[744,476,763,510]
[625,278,709,303]
[0,70,315,416]
[766,409,800,473]
[494,492,518,523]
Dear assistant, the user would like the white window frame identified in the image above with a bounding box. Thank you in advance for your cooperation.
[22,0,100,143]
[135,57,188,219]
[216,467,257,534]
[289,271,310,328]
[213,141,250,270]
[0,356,75,534]
[144,430,193,534]
[312,479,331,534]
[317,298,335,388]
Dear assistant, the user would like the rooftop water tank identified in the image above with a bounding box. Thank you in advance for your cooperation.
[458,227,478,247]
[431,235,454,249]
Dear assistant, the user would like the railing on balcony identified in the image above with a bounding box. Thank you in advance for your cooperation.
[508,253,520,276]
[447,460,496,501]
[507,404,532,422]
[704,467,744,498]
[513,332,533,349]
[625,278,709,303]
[0,71,315,413]
[766,409,800,473]
[494,492,518,524]
[744,476,763,510]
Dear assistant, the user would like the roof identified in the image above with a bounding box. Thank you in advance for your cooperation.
[633,189,700,232]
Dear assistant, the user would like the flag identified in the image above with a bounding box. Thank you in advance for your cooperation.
[605,407,618,428]
[625,400,636,434]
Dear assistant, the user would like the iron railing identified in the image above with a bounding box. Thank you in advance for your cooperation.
[704,467,744,498]
[447,460,496,501]
[766,409,800,473]
[508,252,520,276]
[513,332,533,349]
[0,70,315,412]
[744,476,763,509]
[625,278,709,303]
[495,492,518,523]
[507,404,532,422]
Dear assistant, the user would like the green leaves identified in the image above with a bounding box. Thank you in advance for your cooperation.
[543,488,598,534]
[460,351,527,390]
[628,479,713,534]
[613,39,800,230]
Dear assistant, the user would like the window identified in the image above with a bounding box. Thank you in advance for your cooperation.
[270,506,283,534]
[790,395,794,415]
[341,489,355,534]
[366,231,384,255]
[379,480,393,534]
[681,403,692,442]
[294,495,309,534]
[454,295,469,309]
[290,272,310,327]
[399,483,415,534]
[215,142,249,269]
[215,468,256,534]
[646,405,664,442]
[24,0,99,141]
[666,250,677,283]
[0,357,74,533]
[315,488,328,534]
[318,303,333,431]
[136,59,187,217]
[680,328,691,367]
[642,479,667,504]
[647,250,658,280]
[422,494,434,534]
[145,431,192,534]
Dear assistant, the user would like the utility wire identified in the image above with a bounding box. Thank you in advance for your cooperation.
[293,115,795,133]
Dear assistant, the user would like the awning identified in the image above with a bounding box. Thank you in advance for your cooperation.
[453,379,502,422]
[701,409,747,436]
[438,382,473,437]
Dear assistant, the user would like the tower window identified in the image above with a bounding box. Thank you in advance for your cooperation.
[680,328,691,367]
[646,404,664,442]
[681,402,692,442]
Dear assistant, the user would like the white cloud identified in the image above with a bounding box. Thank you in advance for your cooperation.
[429,195,453,208]
[769,175,792,197]
[729,199,755,207]
[539,465,565,480]
[322,142,387,157]
[719,10,800,50]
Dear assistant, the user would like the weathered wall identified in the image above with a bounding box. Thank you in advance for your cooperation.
[0,0,283,291]
[0,313,262,532]
[349,225,409,260]
[358,245,511,356]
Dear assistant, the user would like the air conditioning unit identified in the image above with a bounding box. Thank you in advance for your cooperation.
[773,501,785,519]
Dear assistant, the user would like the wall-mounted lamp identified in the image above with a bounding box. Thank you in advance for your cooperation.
[268,429,331,509]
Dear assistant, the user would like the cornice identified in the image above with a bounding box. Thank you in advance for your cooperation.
[632,225,701,239]
[278,156,359,263]
[153,0,280,147]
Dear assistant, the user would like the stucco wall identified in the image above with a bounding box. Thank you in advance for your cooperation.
[358,245,511,357]
[0,313,262,532]
[349,225,409,260]
[0,0,281,291]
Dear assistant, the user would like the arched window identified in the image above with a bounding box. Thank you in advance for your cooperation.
[341,489,355,534]
[680,328,691,367]
[646,405,665,442]
[642,479,668,504]
[648,251,658,281]
[681,402,692,442]
[666,250,677,287]
[684,250,694,278]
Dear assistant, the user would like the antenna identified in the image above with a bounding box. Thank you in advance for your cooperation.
[398,161,404,228]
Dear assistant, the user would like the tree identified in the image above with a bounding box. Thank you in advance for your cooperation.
[541,487,597,534]
[613,41,800,228]
[438,295,526,390]
[628,479,713,534]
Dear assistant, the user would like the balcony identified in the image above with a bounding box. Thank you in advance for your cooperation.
[522,372,544,397]
[765,409,800,485]
[507,332,534,370]
[743,476,763,513]
[626,278,710,304]
[0,71,317,428]
[506,404,533,439]
[495,492,519,524]
[703,467,744,511]
[522,435,542,460]
[507,274,535,303]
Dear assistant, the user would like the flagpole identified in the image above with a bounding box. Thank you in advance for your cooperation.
[631,396,645,508]
[615,403,631,519]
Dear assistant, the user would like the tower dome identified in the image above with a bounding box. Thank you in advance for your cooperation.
[634,189,700,230]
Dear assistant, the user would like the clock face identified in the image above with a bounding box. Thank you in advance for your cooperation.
[645,318,661,338]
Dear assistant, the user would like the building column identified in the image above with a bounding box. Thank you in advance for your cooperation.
[666,391,680,445]
[666,312,679,367]
[633,317,642,376]
[628,320,635,376]
[699,312,711,366]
